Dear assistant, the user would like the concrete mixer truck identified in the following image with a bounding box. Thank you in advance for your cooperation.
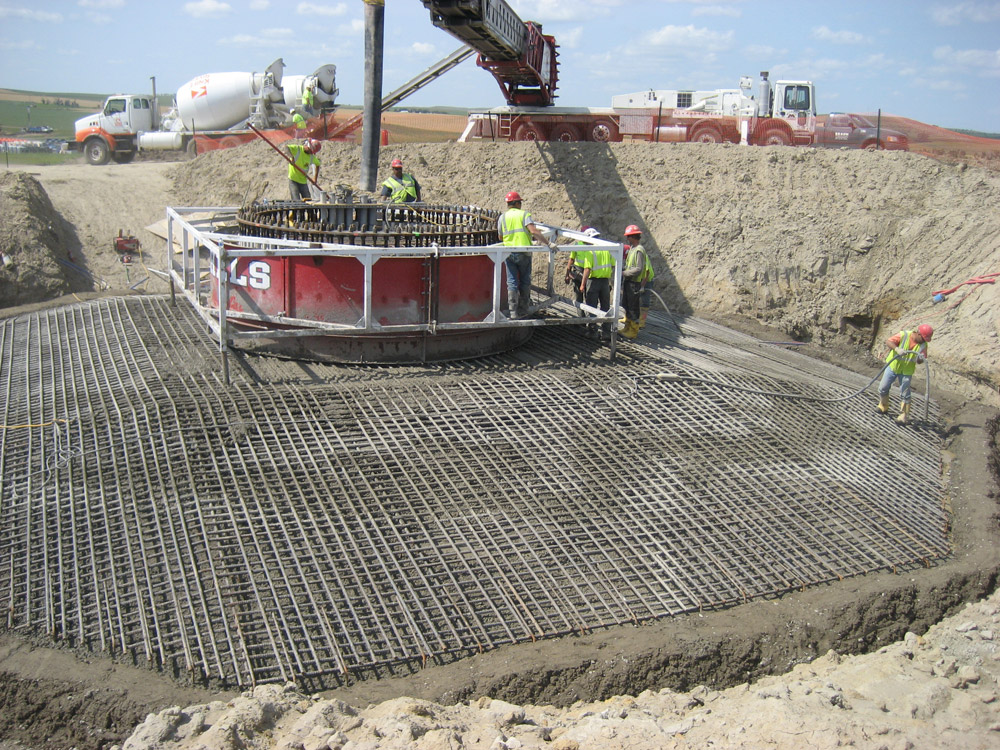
[73,59,339,165]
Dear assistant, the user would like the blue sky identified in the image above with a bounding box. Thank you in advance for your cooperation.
[2,0,999,132]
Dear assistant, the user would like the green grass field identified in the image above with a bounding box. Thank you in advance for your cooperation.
[0,149,81,166]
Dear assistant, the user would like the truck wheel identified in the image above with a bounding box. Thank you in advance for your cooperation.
[588,119,619,143]
[550,124,581,142]
[186,139,199,159]
[514,122,547,141]
[690,127,721,144]
[112,151,135,164]
[84,138,110,166]
[219,136,244,150]
[760,128,791,146]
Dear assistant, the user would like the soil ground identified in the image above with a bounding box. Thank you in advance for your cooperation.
[1,142,998,748]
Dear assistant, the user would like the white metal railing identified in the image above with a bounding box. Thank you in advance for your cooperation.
[165,206,624,379]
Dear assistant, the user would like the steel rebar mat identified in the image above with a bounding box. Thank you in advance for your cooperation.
[0,296,948,689]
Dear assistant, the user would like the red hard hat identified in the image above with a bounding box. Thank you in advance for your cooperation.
[917,323,933,341]
[306,139,321,153]
[505,190,522,203]
[391,158,403,168]
[580,225,592,232]
[624,224,642,236]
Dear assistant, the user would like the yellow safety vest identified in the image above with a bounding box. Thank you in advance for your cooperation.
[581,247,615,279]
[886,330,925,376]
[500,208,532,247]
[287,144,318,184]
[382,174,418,203]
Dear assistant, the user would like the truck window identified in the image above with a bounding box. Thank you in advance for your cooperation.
[677,92,692,108]
[783,86,810,111]
[134,98,149,109]
[104,98,126,115]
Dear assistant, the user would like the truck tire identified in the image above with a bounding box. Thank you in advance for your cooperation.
[759,128,791,146]
[514,122,547,141]
[112,151,135,164]
[588,119,619,143]
[690,126,722,144]
[84,138,110,166]
[186,139,199,159]
[550,124,581,142]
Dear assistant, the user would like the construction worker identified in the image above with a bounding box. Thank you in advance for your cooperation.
[286,138,321,201]
[498,190,554,319]
[290,108,307,130]
[877,323,933,424]
[564,224,593,307]
[380,158,421,203]
[620,225,648,339]
[301,82,316,116]
[577,227,616,340]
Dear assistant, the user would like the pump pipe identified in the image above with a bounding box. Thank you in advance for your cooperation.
[247,124,322,189]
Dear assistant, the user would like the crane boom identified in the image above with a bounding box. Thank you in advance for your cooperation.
[421,0,559,107]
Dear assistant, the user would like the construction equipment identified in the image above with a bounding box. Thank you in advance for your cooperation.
[73,59,339,165]
[422,0,559,108]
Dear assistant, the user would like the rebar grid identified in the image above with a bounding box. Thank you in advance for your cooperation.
[0,297,948,688]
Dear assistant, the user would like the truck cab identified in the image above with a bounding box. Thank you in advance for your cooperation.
[761,78,816,145]
[74,95,155,165]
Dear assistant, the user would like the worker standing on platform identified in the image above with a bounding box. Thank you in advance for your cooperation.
[620,225,648,339]
[301,82,316,116]
[381,158,421,203]
[877,324,933,424]
[286,139,321,201]
[577,227,615,340]
[499,190,554,319]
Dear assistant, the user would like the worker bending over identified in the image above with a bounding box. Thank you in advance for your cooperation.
[286,139,321,201]
[877,323,933,424]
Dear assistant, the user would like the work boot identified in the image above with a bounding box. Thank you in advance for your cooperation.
[507,289,520,320]
[639,306,649,329]
[621,319,639,339]
[517,288,530,319]
[896,401,911,424]
[876,395,890,414]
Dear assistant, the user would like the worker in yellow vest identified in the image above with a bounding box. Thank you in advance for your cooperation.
[286,139,321,201]
[290,108,306,130]
[498,190,555,319]
[620,225,648,339]
[877,324,933,424]
[380,158,421,203]
[577,227,616,341]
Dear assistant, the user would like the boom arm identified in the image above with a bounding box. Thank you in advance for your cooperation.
[421,0,559,107]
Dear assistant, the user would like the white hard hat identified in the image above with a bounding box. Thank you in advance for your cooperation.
[584,227,600,238]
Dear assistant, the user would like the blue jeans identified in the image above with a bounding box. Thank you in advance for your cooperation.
[505,252,532,295]
[879,367,913,403]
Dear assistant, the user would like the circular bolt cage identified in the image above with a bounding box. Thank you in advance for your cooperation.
[237,199,502,248]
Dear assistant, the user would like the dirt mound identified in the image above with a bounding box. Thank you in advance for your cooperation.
[0,172,77,307]
[170,140,1000,406]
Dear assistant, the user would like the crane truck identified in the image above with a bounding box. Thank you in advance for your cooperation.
[73,59,339,165]
[422,1,896,148]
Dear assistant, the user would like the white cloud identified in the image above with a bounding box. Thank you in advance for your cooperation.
[930,1,1000,25]
[933,44,1000,71]
[811,25,869,45]
[296,2,347,16]
[507,0,624,22]
[557,26,583,49]
[0,7,62,21]
[184,0,232,18]
[78,0,124,7]
[220,28,294,46]
[85,12,113,24]
[643,24,734,51]
[411,42,435,55]
[250,0,269,9]
[692,5,741,17]
[0,38,38,49]
[743,44,780,58]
